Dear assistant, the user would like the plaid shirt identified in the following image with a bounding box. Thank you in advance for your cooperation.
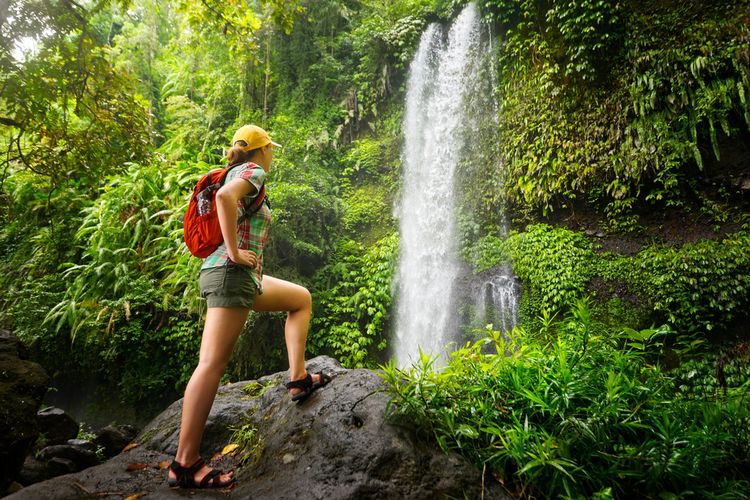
[201,163,272,293]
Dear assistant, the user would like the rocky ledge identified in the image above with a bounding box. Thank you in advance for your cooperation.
[8,356,509,499]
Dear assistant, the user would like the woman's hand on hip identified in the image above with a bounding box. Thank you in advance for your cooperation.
[229,249,258,268]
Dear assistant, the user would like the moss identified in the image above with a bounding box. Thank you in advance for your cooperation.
[241,381,275,399]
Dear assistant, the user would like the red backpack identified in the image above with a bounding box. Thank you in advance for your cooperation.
[183,163,267,258]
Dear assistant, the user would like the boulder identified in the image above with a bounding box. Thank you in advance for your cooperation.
[16,441,100,487]
[66,439,97,453]
[0,329,49,494]
[5,482,23,496]
[36,407,79,445]
[17,456,47,486]
[93,424,138,458]
[7,356,511,499]
[37,443,99,470]
[45,458,77,478]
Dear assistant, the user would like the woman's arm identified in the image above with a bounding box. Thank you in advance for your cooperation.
[216,178,258,268]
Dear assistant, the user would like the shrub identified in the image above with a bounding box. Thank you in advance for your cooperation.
[382,301,750,498]
[467,225,596,328]
[95,277,202,404]
[634,232,750,334]
[467,225,750,338]
[312,233,398,367]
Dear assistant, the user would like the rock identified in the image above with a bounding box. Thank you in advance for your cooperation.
[38,444,99,470]
[5,482,23,495]
[66,439,96,453]
[36,407,79,445]
[17,455,48,486]
[93,424,138,458]
[6,356,511,500]
[16,441,99,488]
[0,329,49,494]
[46,457,77,477]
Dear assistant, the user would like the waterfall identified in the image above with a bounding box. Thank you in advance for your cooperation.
[394,3,491,366]
[474,270,518,335]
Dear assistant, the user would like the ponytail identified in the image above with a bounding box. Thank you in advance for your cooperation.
[227,140,261,166]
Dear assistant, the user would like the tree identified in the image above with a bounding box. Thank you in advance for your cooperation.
[0,0,151,187]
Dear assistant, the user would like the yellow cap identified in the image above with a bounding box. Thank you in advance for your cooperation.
[231,124,282,151]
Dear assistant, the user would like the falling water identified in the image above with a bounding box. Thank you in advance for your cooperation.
[473,270,519,335]
[394,3,491,366]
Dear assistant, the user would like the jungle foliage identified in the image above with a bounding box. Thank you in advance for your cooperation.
[1,0,750,494]
[383,303,750,499]
[467,224,750,336]
[1,0,442,404]
[479,0,750,223]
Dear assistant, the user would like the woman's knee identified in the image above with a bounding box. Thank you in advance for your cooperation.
[295,286,312,312]
[194,360,227,382]
[255,276,312,313]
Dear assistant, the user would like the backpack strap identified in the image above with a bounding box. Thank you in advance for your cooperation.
[248,184,268,213]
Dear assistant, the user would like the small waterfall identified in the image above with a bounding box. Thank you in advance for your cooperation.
[473,270,519,335]
[394,3,492,366]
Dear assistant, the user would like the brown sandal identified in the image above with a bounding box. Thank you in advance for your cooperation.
[286,371,333,403]
[167,457,235,489]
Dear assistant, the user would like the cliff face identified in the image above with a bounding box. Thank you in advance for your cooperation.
[8,356,510,500]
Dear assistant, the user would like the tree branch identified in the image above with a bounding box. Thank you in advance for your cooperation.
[60,0,87,25]
[13,133,46,176]
[0,117,22,128]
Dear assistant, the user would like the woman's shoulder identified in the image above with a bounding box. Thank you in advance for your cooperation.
[231,161,262,173]
[231,163,266,196]
[232,162,265,180]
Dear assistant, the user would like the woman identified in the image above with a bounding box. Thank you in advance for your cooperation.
[168,125,331,489]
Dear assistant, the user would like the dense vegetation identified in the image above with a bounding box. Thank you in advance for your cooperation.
[1,0,749,497]
[383,305,750,498]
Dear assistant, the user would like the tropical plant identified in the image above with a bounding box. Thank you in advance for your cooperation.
[483,0,750,220]
[0,0,153,187]
[382,300,750,498]
[313,233,398,367]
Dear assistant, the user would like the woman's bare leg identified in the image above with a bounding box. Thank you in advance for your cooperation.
[171,306,249,484]
[252,275,315,388]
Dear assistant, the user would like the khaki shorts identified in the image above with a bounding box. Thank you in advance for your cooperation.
[199,265,257,309]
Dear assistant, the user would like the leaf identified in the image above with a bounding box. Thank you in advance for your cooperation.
[125,494,146,500]
[455,424,479,439]
[156,460,170,470]
[222,443,240,455]
[126,463,148,472]
[122,442,139,452]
